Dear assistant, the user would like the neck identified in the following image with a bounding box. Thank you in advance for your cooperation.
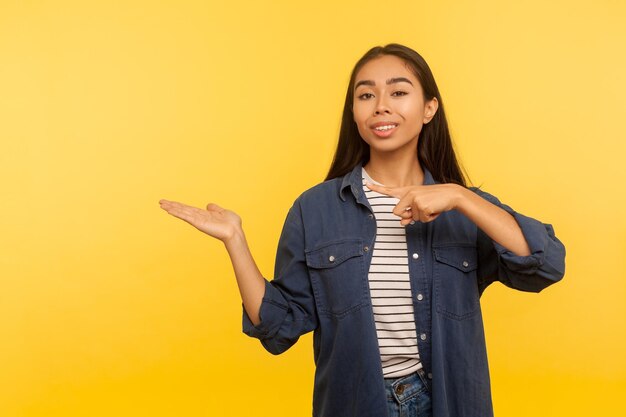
[363,150,424,187]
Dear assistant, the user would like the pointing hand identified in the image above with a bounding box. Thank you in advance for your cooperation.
[364,182,461,225]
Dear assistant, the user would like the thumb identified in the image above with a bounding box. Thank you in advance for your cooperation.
[206,202,223,212]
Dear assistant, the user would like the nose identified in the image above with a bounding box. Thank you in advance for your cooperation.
[374,95,391,115]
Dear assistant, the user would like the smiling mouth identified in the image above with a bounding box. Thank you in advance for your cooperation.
[371,124,398,137]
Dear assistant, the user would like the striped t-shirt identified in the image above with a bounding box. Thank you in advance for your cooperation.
[362,167,422,378]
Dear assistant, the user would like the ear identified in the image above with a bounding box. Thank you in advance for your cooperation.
[423,97,439,124]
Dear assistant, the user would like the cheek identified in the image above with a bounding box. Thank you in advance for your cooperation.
[352,108,369,130]
[352,104,367,121]
[352,115,371,142]
[355,124,370,142]
[397,100,423,117]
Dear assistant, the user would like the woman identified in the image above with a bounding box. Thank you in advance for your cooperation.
[159,43,566,417]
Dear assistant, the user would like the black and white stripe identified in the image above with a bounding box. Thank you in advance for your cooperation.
[362,167,422,378]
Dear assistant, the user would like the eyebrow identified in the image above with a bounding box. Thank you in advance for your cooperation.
[354,77,414,90]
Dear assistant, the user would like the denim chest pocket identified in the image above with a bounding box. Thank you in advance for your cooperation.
[433,245,481,320]
[305,238,368,318]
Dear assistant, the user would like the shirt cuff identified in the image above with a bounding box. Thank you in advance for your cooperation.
[492,207,550,273]
[242,279,290,339]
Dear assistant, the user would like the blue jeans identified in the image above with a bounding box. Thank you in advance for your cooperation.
[384,368,432,417]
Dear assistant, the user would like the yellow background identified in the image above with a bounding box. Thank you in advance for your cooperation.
[1,0,624,415]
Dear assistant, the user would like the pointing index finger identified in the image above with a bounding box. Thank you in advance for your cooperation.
[365,181,388,193]
[366,181,403,199]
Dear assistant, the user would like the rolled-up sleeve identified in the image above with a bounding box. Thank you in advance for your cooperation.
[241,198,318,354]
[470,187,566,294]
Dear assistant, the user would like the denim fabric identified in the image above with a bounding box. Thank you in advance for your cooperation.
[385,367,432,417]
[242,161,566,417]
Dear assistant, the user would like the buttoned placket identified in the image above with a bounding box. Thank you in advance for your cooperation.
[350,183,390,372]
[350,178,434,387]
[405,219,433,385]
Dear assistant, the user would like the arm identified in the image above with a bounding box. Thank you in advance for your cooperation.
[223,230,267,326]
[159,198,266,325]
[238,199,319,354]
[456,186,566,294]
[453,186,531,257]
[360,181,565,294]
[158,197,318,354]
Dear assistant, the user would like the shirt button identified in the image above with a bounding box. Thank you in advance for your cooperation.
[416,293,424,301]
[462,261,469,267]
[364,246,369,252]
[367,213,374,219]
[329,255,335,262]
[412,252,419,259]
[420,333,427,341]
[427,372,432,379]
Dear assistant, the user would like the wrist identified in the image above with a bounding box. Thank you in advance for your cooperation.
[223,226,246,252]
[451,184,471,213]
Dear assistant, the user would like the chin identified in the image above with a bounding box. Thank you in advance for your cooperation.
[368,139,417,154]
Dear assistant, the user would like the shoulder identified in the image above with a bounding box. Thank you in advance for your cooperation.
[293,177,345,207]
[281,177,345,226]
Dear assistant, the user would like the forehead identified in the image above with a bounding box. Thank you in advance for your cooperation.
[355,55,417,84]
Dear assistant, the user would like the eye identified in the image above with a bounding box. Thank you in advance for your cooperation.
[356,91,408,100]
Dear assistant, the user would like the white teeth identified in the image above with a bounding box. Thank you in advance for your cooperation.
[374,124,396,131]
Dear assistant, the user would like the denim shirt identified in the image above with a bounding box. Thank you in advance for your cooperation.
[242,161,566,417]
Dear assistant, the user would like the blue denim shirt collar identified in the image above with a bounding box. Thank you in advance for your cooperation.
[339,161,437,203]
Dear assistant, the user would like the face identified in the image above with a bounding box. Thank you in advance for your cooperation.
[352,54,438,156]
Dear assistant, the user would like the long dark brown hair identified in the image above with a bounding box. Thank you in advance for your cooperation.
[324,43,472,187]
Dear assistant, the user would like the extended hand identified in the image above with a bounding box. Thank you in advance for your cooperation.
[159,199,242,242]
[365,182,461,225]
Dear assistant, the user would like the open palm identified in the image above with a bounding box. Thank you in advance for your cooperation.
[159,199,241,242]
